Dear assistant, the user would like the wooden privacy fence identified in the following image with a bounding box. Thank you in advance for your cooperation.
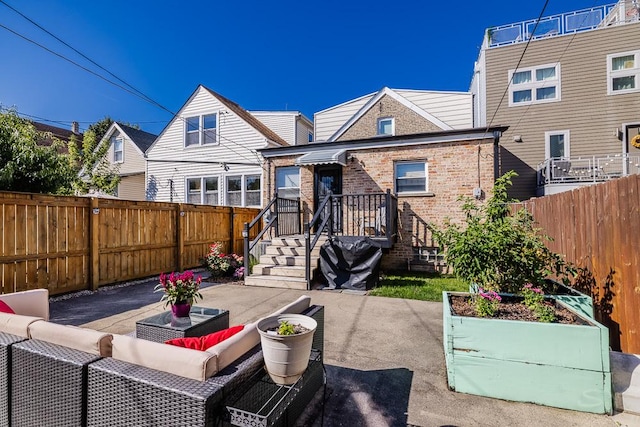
[0,192,260,296]
[514,174,640,353]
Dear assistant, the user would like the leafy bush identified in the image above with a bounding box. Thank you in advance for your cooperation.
[205,242,244,278]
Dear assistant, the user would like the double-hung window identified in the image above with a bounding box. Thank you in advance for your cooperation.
[395,161,428,194]
[225,175,261,207]
[184,113,219,146]
[545,130,570,159]
[509,64,560,106]
[608,50,639,95]
[276,166,300,199]
[112,137,123,163]
[186,177,219,205]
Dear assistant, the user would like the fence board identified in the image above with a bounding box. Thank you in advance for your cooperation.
[520,175,640,353]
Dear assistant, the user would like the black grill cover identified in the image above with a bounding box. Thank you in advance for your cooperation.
[319,236,382,290]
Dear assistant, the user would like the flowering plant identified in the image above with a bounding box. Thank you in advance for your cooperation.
[522,283,556,322]
[205,242,244,278]
[474,288,501,317]
[154,270,203,308]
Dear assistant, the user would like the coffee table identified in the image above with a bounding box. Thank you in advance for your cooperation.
[135,307,230,343]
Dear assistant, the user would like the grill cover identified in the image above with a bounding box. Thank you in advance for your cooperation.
[319,236,382,290]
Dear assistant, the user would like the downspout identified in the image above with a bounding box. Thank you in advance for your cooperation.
[493,130,501,180]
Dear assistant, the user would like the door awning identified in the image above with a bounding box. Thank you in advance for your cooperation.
[294,149,347,166]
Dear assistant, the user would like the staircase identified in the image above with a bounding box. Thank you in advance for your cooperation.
[244,235,326,290]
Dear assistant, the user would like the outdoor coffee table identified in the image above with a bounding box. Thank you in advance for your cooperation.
[135,307,229,343]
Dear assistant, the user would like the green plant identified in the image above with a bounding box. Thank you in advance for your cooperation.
[522,283,556,323]
[205,242,243,278]
[429,171,575,294]
[154,270,203,307]
[277,320,296,336]
[475,288,501,317]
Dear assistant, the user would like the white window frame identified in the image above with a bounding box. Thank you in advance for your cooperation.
[185,176,221,205]
[545,130,570,159]
[275,166,300,199]
[184,113,220,147]
[508,63,561,106]
[112,137,124,163]
[377,117,395,136]
[224,174,262,207]
[607,50,640,95]
[394,160,428,194]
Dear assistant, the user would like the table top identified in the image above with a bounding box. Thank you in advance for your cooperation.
[136,307,228,332]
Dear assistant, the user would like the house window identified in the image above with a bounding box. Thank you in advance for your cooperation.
[225,175,261,207]
[186,177,219,205]
[509,64,560,106]
[276,166,300,199]
[112,137,123,163]
[608,51,639,95]
[226,176,242,206]
[308,131,313,143]
[245,175,261,207]
[184,113,219,146]
[395,161,428,193]
[377,117,395,136]
[545,130,570,159]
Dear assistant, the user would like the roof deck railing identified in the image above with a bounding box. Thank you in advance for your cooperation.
[537,154,640,186]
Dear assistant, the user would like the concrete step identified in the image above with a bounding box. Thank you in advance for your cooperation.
[259,254,310,266]
[270,236,327,248]
[612,351,640,415]
[244,274,308,290]
[264,245,321,257]
[252,264,306,278]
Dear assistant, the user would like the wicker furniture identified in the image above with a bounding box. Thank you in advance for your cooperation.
[86,304,324,427]
[0,333,26,427]
[136,307,230,343]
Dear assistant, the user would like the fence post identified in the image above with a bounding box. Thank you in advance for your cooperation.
[385,189,392,241]
[229,207,235,254]
[177,204,185,272]
[89,197,100,291]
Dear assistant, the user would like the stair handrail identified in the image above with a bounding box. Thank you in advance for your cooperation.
[304,192,333,288]
[243,194,279,278]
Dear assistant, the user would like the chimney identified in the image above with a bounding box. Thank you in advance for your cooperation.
[71,121,79,134]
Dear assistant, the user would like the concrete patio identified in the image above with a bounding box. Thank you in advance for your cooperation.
[50,279,632,427]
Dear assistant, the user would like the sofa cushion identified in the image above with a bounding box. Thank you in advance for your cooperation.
[206,321,260,372]
[0,301,15,314]
[269,295,311,317]
[0,289,49,320]
[0,312,43,338]
[28,322,113,356]
[165,325,244,351]
[112,334,218,381]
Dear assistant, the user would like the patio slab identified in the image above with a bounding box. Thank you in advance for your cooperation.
[51,280,628,427]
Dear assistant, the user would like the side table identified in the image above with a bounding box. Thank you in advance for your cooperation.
[135,307,229,343]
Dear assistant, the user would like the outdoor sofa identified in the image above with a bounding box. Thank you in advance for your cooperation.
[0,290,324,427]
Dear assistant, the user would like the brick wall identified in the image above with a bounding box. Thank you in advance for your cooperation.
[337,94,442,141]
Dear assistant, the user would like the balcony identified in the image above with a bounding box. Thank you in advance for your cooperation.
[486,1,638,48]
[537,154,640,195]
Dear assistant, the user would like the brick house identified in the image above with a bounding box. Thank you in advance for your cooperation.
[245,87,507,288]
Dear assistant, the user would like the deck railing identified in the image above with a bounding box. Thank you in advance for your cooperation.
[537,154,640,186]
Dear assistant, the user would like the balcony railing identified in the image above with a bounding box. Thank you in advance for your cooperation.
[537,154,640,186]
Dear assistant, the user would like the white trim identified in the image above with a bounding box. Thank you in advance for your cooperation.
[185,175,221,205]
[377,117,395,136]
[394,160,429,194]
[328,87,453,141]
[112,136,124,164]
[544,130,571,159]
[508,63,561,106]
[607,50,640,95]
[183,112,220,148]
[223,173,262,207]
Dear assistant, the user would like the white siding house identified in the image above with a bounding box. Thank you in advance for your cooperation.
[145,85,290,207]
[251,111,313,146]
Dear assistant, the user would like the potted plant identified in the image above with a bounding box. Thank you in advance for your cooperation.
[256,314,317,385]
[154,270,203,317]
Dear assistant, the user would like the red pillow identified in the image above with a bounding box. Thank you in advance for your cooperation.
[165,325,245,350]
[0,301,15,314]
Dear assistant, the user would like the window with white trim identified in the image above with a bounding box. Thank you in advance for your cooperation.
[186,177,219,205]
[225,175,261,207]
[377,117,395,136]
[545,130,570,159]
[245,175,261,206]
[112,137,123,163]
[509,64,560,106]
[395,161,428,193]
[608,50,639,95]
[276,166,300,199]
[184,113,219,147]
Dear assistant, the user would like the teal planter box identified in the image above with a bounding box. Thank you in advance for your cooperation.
[443,291,612,414]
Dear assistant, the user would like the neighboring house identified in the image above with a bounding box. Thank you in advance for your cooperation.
[32,121,82,153]
[256,87,507,276]
[471,0,640,200]
[99,122,157,200]
[145,85,307,207]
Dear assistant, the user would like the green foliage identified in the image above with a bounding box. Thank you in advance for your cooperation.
[0,109,76,194]
[429,171,575,294]
[522,284,556,323]
[277,320,296,336]
[369,272,466,301]
[474,289,502,317]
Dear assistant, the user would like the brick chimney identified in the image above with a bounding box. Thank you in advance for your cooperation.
[71,121,79,134]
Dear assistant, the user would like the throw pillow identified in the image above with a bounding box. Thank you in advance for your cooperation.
[165,325,244,350]
[0,300,15,314]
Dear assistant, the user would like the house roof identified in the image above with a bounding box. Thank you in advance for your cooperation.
[203,87,289,147]
[31,121,82,153]
[115,122,157,153]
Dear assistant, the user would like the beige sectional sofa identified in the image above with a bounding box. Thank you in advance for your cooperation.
[0,290,324,427]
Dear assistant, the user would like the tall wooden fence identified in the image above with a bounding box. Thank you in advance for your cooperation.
[514,175,640,353]
[0,192,260,296]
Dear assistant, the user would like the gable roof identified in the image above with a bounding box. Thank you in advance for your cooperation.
[32,121,82,153]
[327,87,454,142]
[115,122,157,153]
[202,87,289,147]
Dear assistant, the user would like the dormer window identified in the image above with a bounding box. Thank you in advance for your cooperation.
[377,117,395,136]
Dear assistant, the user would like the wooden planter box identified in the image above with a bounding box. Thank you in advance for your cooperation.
[443,291,612,414]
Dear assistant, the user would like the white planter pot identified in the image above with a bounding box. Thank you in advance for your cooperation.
[257,313,317,385]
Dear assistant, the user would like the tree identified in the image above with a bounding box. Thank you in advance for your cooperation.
[68,116,120,195]
[0,109,75,194]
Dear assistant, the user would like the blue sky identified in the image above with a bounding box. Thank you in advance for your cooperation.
[0,0,604,135]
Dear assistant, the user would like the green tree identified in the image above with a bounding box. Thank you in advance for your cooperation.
[68,116,120,194]
[0,109,75,194]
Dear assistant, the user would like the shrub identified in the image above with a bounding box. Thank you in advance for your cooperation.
[205,242,244,278]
